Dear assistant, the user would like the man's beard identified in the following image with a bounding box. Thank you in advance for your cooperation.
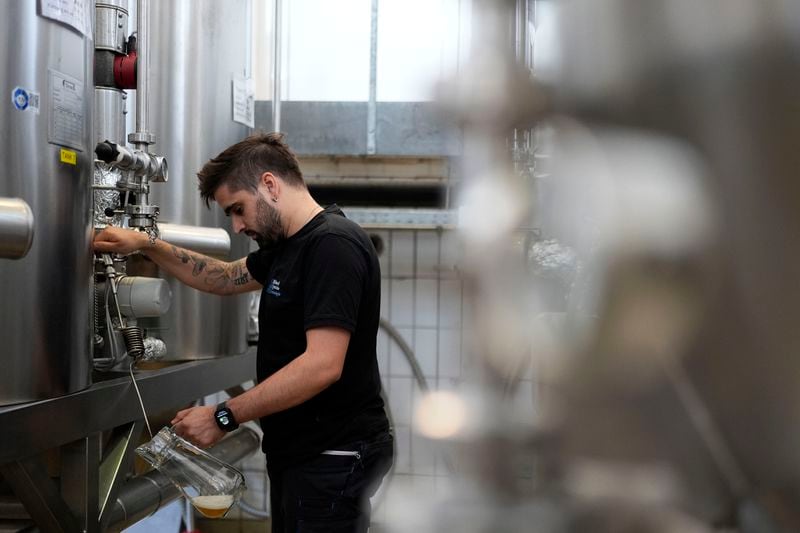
[253,195,286,248]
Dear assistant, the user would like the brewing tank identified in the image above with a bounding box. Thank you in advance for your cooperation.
[145,0,251,359]
[0,3,94,403]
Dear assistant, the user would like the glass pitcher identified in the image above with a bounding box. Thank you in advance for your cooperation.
[136,426,246,518]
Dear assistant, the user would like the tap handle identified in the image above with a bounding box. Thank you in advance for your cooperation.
[95,140,120,164]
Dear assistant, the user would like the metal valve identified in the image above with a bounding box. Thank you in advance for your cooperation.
[95,140,168,182]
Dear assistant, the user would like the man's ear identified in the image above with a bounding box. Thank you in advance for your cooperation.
[261,172,280,200]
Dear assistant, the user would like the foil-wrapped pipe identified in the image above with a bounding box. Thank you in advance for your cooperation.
[141,337,167,361]
[94,162,125,228]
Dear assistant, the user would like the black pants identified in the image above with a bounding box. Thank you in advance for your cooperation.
[268,430,394,533]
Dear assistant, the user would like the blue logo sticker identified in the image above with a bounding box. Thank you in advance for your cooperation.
[12,87,29,110]
[267,278,281,297]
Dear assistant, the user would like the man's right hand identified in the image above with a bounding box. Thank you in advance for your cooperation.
[93,227,151,255]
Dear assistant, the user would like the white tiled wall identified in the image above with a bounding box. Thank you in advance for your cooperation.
[363,228,471,524]
[212,227,536,525]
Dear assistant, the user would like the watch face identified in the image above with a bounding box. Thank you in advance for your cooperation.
[215,405,237,431]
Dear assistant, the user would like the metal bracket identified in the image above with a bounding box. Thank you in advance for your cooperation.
[99,421,144,531]
[61,434,101,533]
[0,458,81,533]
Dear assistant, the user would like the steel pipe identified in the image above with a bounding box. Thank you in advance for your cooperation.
[271,0,282,132]
[158,223,231,258]
[134,0,148,136]
[130,0,154,148]
[0,197,34,260]
[367,0,378,154]
[106,426,260,531]
[94,87,127,145]
[95,0,129,54]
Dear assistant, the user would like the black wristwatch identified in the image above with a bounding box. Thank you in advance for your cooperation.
[214,401,239,432]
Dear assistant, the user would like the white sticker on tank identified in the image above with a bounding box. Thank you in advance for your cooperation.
[39,0,88,36]
[48,69,84,151]
[11,87,40,114]
[232,77,255,128]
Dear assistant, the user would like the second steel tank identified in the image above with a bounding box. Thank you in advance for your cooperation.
[144,0,252,359]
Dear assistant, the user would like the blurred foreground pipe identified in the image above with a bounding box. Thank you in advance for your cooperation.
[0,197,34,259]
[158,223,231,258]
[106,426,260,531]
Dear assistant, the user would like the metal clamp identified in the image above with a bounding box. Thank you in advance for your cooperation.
[125,204,159,217]
[127,132,156,145]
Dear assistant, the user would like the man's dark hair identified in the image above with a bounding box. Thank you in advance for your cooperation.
[197,131,304,207]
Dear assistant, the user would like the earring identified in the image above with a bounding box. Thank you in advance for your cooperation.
[272,197,278,202]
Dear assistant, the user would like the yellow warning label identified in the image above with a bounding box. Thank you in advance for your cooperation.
[60,148,77,165]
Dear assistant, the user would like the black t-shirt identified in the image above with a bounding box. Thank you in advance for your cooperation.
[245,205,389,469]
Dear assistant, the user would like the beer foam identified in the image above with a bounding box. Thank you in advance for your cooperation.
[191,494,234,513]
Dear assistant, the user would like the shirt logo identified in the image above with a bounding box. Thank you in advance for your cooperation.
[267,278,281,297]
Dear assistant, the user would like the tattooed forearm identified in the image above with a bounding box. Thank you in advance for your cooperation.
[204,264,230,290]
[231,262,251,286]
[169,246,252,294]
[204,262,250,291]
[172,246,209,277]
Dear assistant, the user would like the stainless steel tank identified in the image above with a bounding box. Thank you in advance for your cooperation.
[0,3,93,404]
[145,0,251,359]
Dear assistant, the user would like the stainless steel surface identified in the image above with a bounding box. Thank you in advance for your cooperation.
[255,100,462,156]
[0,498,28,519]
[0,350,255,464]
[0,2,93,405]
[116,276,172,318]
[94,88,127,144]
[60,435,101,533]
[0,418,255,532]
[272,0,282,132]
[158,222,231,258]
[106,427,260,531]
[147,0,251,360]
[367,0,378,155]
[131,0,153,150]
[0,459,81,533]
[97,1,130,11]
[95,1,129,54]
[107,474,168,532]
[98,422,144,530]
[342,207,457,229]
[0,198,34,260]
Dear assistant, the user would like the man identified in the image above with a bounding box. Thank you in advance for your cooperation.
[94,132,393,532]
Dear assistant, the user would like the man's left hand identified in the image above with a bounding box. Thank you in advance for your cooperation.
[171,405,225,448]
